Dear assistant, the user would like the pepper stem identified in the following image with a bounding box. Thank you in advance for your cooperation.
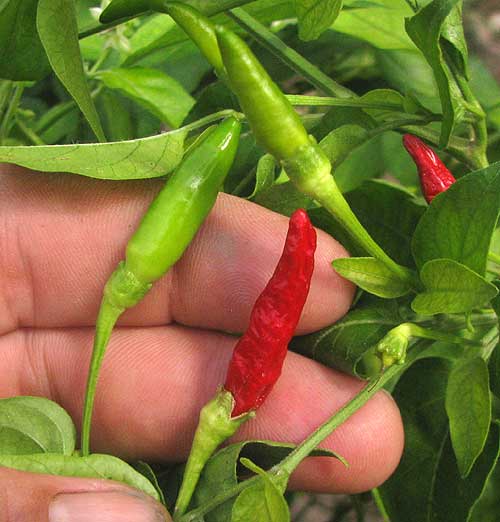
[271,366,400,480]
[81,297,123,456]
[173,389,251,520]
[283,143,415,287]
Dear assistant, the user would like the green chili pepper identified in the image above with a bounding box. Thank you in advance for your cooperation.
[81,117,241,456]
[163,2,226,80]
[214,26,414,287]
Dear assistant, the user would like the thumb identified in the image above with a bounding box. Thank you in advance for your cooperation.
[0,466,171,522]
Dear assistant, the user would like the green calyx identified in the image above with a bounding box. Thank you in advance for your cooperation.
[376,324,412,368]
[104,261,152,310]
[281,137,332,198]
[174,389,252,519]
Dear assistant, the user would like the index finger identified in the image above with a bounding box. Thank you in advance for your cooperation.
[0,166,354,334]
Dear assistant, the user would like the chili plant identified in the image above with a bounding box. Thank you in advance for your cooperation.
[1,1,500,521]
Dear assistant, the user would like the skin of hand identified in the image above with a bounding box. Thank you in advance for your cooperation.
[0,165,404,522]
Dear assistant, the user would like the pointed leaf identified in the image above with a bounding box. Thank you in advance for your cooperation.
[412,259,498,315]
[446,357,491,477]
[405,0,463,146]
[0,127,187,179]
[296,0,343,42]
[231,459,289,522]
[333,257,412,298]
[97,68,194,129]
[37,0,105,141]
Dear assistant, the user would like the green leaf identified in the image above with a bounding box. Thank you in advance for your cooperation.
[231,459,289,522]
[36,0,105,142]
[412,162,500,277]
[247,154,276,199]
[296,0,343,42]
[470,457,500,522]
[379,358,500,522]
[0,453,160,500]
[133,461,166,505]
[446,357,491,478]
[333,257,412,298]
[320,124,370,169]
[0,0,50,80]
[0,396,76,456]
[97,68,195,129]
[0,127,187,179]
[193,440,338,522]
[405,0,463,146]
[290,296,404,377]
[412,259,499,315]
[333,0,415,50]
[344,180,425,266]
[440,2,468,79]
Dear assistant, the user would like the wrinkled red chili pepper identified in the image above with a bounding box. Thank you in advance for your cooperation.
[403,134,456,203]
[224,208,317,417]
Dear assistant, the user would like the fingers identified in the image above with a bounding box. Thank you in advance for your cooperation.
[1,325,403,493]
[0,166,353,335]
[0,467,171,522]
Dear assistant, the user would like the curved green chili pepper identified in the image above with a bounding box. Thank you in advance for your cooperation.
[81,117,241,456]
[214,26,414,287]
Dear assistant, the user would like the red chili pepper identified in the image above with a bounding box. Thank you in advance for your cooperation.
[224,208,317,417]
[403,134,456,203]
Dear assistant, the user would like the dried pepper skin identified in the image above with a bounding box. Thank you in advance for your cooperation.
[403,134,456,203]
[224,208,317,417]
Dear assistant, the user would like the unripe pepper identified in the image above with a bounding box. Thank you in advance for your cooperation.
[173,209,316,518]
[213,25,415,288]
[81,117,241,456]
[403,134,456,203]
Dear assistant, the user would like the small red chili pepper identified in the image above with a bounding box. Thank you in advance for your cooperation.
[403,134,456,203]
[224,208,317,416]
[174,209,317,517]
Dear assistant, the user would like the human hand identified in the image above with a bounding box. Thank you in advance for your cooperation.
[0,166,403,521]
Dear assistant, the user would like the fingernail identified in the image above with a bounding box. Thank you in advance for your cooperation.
[49,491,169,522]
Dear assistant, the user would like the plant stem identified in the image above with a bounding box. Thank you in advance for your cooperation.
[228,8,355,99]
[488,251,500,266]
[15,118,46,146]
[89,46,113,75]
[182,109,243,133]
[285,95,401,111]
[317,179,416,285]
[371,488,390,522]
[0,81,14,121]
[0,84,24,145]
[273,366,401,478]
[81,299,122,456]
